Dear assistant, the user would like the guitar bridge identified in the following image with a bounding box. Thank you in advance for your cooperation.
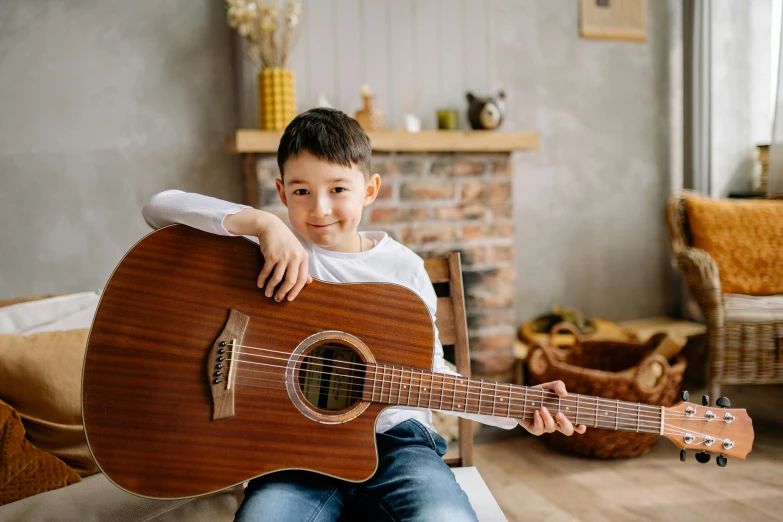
[208,308,249,420]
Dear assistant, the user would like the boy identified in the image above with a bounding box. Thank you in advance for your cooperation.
[143,108,585,521]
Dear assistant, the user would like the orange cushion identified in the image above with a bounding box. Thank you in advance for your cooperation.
[685,195,783,295]
[0,400,81,506]
[0,330,98,477]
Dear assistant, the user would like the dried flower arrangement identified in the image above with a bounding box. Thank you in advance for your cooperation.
[225,0,303,69]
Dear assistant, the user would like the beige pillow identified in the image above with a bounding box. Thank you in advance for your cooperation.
[0,399,81,505]
[0,330,98,476]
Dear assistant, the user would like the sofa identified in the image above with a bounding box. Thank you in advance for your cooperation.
[666,192,783,399]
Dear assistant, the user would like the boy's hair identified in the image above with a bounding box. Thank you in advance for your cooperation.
[277,108,372,180]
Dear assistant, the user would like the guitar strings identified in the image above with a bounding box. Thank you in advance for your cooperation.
[232,369,669,432]
[227,342,679,417]
[230,357,670,424]
[229,363,713,443]
[229,375,730,444]
[225,348,692,421]
[222,343,691,419]
[232,368,715,441]
[230,374,666,434]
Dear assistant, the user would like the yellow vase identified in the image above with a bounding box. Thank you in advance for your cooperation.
[257,68,297,130]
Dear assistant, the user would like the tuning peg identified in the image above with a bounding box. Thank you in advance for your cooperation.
[716,396,731,408]
[716,455,728,467]
[680,449,687,462]
[702,395,710,406]
[680,390,689,401]
[695,451,711,464]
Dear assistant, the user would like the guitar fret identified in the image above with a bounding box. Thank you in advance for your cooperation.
[371,366,377,402]
[452,376,459,411]
[506,384,512,417]
[422,371,428,408]
[479,380,484,416]
[522,387,528,420]
[615,400,619,431]
[440,374,445,410]
[531,388,543,417]
[388,367,395,403]
[425,371,432,409]
[414,370,421,408]
[397,368,403,404]
[575,394,580,427]
[492,382,498,416]
[406,369,412,406]
[465,378,471,413]
[636,403,641,433]
[380,367,387,403]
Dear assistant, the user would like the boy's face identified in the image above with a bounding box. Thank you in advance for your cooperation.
[275,150,381,252]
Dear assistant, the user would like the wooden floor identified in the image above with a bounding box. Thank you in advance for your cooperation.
[471,385,783,522]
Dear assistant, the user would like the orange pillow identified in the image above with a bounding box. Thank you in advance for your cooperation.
[0,330,98,476]
[0,400,81,506]
[685,195,783,295]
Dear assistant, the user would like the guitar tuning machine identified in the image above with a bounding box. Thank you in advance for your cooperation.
[702,394,710,406]
[716,396,731,408]
[680,390,690,401]
[695,451,711,464]
[679,449,686,462]
[717,455,728,467]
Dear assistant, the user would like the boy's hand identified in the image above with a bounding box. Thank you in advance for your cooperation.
[224,209,312,301]
[517,380,587,437]
[255,216,312,301]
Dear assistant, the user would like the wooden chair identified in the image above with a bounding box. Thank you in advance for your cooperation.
[424,253,507,522]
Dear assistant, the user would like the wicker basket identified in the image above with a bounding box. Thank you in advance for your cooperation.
[527,323,687,458]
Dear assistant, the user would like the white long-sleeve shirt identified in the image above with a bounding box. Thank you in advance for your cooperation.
[142,190,518,434]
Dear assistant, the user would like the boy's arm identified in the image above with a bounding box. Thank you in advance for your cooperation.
[142,190,251,236]
[142,190,312,301]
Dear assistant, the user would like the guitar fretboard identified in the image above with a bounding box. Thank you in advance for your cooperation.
[362,365,663,435]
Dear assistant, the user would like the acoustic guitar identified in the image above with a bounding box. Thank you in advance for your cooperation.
[82,225,754,499]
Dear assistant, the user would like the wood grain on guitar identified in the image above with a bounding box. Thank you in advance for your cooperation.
[82,225,755,500]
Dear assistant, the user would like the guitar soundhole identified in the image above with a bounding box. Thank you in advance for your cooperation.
[297,343,366,412]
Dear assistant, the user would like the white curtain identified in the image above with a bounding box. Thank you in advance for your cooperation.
[768,0,783,195]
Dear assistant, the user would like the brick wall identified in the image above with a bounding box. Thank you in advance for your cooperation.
[253,152,516,382]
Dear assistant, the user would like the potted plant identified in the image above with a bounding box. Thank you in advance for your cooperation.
[226,0,302,130]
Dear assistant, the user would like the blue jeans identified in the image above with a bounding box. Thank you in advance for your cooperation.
[233,419,479,522]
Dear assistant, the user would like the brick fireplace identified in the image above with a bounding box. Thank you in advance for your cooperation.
[231,130,537,382]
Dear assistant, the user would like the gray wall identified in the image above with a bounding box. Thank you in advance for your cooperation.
[2,0,682,324]
[497,1,681,321]
[0,1,240,299]
[240,0,682,322]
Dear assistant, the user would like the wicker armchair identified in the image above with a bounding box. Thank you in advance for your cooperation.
[666,193,783,399]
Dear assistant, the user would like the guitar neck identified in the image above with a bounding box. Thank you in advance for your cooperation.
[362,365,663,435]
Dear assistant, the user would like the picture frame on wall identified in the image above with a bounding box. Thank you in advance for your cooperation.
[579,0,647,42]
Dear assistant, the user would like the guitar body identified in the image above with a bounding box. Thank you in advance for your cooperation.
[82,225,436,499]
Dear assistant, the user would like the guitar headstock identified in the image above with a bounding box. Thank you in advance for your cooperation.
[663,393,754,463]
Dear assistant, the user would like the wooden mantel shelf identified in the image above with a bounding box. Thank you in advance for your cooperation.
[227,129,538,154]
